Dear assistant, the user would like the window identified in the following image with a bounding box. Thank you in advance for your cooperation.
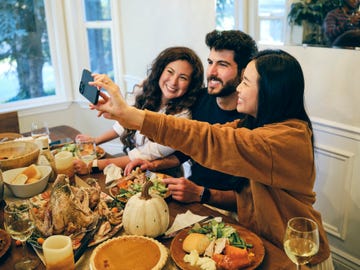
[257,0,287,45]
[216,0,287,45]
[0,0,124,113]
[216,0,235,30]
[83,0,114,77]
[0,0,56,106]
[65,0,124,103]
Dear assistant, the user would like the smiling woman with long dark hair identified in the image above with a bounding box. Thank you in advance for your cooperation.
[73,46,203,175]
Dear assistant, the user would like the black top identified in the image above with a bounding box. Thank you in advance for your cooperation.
[175,88,246,191]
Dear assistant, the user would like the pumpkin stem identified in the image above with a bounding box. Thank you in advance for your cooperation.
[140,180,153,200]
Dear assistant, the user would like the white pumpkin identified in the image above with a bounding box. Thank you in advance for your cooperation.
[122,181,170,238]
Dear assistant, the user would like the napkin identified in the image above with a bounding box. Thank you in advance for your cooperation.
[103,164,123,184]
[165,210,208,236]
[14,136,34,142]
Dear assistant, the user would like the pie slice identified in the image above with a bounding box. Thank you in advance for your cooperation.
[89,235,168,270]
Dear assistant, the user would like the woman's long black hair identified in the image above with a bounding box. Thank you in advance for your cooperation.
[121,46,204,152]
[244,49,313,146]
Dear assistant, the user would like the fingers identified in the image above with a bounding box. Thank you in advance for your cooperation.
[162,177,180,185]
[140,163,152,171]
[75,134,92,141]
[73,159,86,175]
[124,163,136,175]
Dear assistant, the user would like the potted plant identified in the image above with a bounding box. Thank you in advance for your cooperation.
[288,0,341,45]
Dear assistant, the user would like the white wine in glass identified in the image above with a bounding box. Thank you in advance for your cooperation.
[283,217,319,270]
[75,137,97,173]
[4,201,39,270]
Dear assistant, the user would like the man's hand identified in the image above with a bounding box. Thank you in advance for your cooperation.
[163,177,203,203]
[73,158,90,175]
[124,155,181,175]
[124,159,155,175]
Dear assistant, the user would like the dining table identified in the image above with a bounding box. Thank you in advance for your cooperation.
[0,125,307,270]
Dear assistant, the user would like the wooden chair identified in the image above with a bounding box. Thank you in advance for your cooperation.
[0,111,20,133]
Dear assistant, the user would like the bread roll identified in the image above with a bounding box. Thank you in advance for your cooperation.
[26,177,40,184]
[11,173,28,185]
[182,233,211,255]
[22,164,42,179]
[12,165,42,184]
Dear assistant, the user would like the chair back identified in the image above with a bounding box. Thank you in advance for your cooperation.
[0,111,20,133]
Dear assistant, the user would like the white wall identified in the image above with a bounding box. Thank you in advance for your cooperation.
[17,1,360,269]
[119,0,215,90]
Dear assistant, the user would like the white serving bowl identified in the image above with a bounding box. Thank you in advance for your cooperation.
[3,165,52,198]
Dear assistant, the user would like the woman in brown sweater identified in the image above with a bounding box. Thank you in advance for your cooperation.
[89,49,333,269]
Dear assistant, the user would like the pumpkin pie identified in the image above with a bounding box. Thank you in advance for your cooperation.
[89,235,168,270]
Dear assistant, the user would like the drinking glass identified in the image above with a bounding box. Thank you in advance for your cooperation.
[283,217,319,270]
[4,201,39,270]
[31,121,50,139]
[75,137,97,174]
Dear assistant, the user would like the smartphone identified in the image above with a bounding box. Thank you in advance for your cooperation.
[79,69,99,104]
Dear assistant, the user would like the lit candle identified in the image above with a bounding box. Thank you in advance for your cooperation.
[43,235,75,270]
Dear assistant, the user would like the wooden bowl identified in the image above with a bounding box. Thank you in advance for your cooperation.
[0,141,40,171]
[0,132,23,142]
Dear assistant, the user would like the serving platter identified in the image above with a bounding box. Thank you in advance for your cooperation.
[170,223,265,270]
[108,169,171,202]
[28,177,124,252]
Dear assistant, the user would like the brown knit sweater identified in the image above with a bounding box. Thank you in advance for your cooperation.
[141,110,330,265]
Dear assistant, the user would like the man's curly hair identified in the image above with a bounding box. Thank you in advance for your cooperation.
[205,30,258,73]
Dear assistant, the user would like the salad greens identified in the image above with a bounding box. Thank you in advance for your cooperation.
[190,219,253,249]
[117,176,168,200]
[60,143,76,155]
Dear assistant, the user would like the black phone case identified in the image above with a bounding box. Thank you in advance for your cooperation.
[79,69,99,104]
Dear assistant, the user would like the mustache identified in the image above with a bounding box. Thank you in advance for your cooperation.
[207,76,223,84]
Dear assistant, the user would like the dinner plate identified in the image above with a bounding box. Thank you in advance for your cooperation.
[95,146,105,159]
[170,223,265,270]
[52,143,106,159]
[0,229,11,259]
[108,171,171,202]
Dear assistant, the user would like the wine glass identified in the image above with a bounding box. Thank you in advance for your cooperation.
[31,120,50,139]
[75,137,97,174]
[4,201,39,270]
[283,217,319,270]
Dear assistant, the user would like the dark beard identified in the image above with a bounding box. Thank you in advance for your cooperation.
[209,75,241,98]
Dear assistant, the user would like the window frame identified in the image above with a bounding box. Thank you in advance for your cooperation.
[0,0,73,115]
[221,0,288,46]
[0,0,125,115]
[64,0,125,107]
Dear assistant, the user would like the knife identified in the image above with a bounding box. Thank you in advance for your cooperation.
[74,218,102,262]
